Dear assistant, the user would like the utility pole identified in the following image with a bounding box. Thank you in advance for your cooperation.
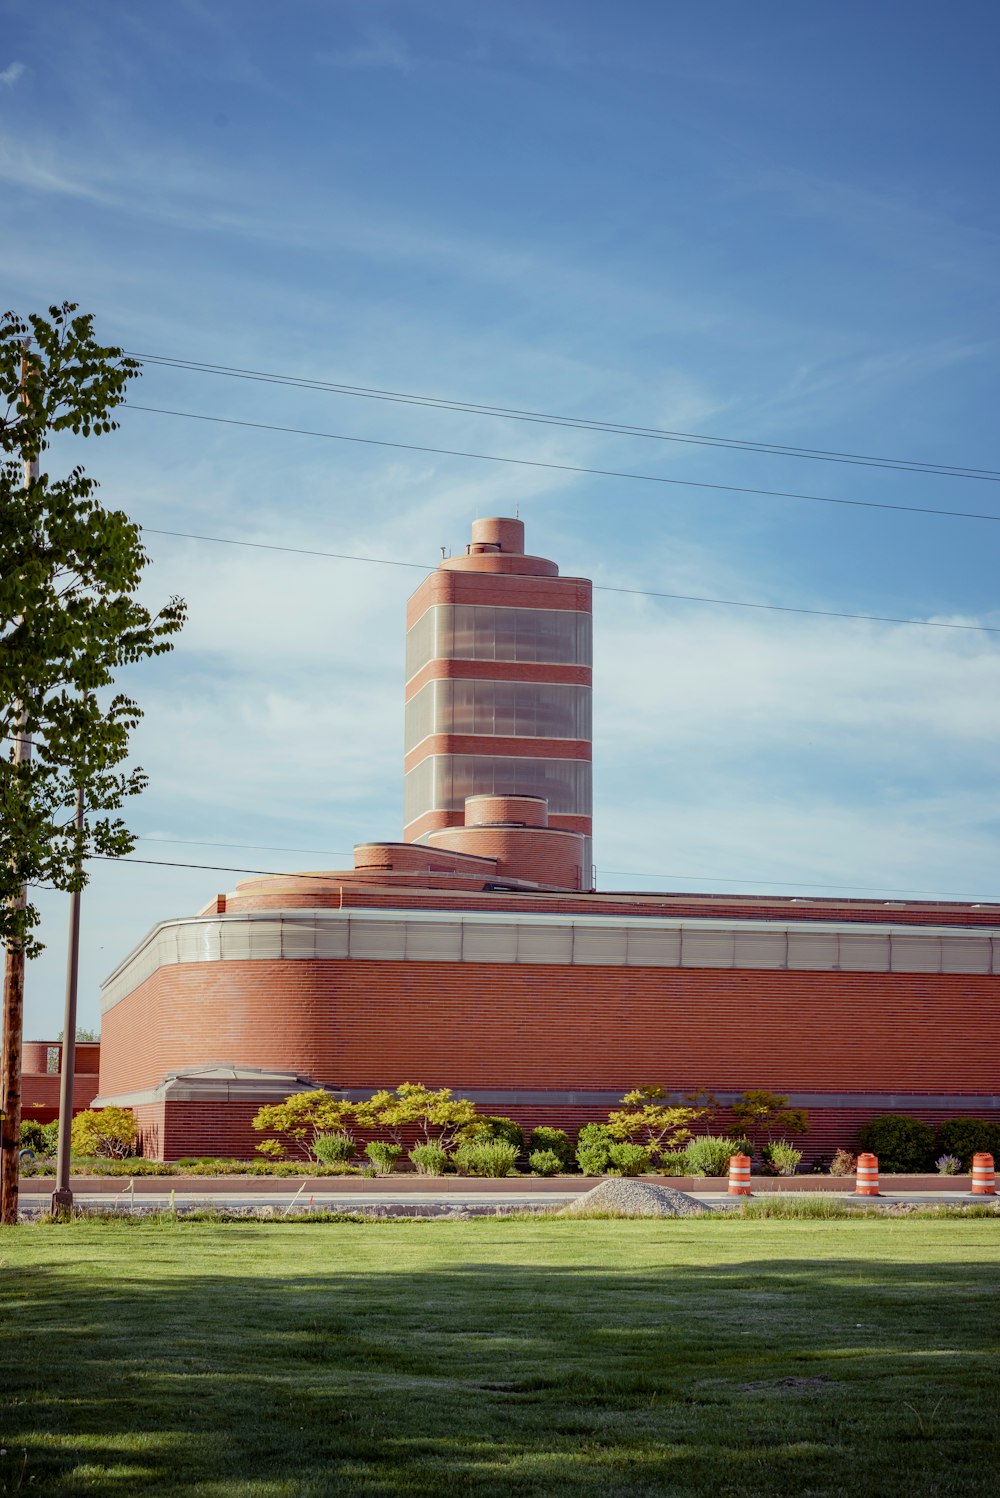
[0,339,37,1226]
[51,787,85,1215]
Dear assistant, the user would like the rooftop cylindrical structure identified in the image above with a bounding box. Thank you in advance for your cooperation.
[403,517,593,886]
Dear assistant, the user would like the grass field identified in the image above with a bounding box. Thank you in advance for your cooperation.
[1,1218,998,1496]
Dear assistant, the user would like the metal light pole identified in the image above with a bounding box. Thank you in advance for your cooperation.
[51,787,85,1214]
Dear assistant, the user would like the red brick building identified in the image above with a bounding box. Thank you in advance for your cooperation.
[95,519,1000,1160]
[21,1040,101,1132]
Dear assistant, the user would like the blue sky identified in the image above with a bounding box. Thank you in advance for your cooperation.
[3,0,999,1037]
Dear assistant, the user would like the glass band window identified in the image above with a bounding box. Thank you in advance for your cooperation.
[406,605,592,677]
[405,679,592,750]
[404,755,592,826]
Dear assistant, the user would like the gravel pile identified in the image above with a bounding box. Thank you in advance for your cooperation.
[565,1178,711,1218]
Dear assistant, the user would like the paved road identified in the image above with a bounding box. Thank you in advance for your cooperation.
[18,1185,992,1215]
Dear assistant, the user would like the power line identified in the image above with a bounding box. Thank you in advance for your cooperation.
[135,838,1000,902]
[90,853,346,883]
[91,852,998,904]
[125,403,1000,526]
[141,526,427,571]
[126,350,1000,483]
[137,835,353,857]
[140,523,1000,636]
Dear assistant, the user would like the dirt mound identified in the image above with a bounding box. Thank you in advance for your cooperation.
[565,1178,710,1218]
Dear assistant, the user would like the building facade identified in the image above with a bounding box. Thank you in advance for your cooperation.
[95,519,1000,1160]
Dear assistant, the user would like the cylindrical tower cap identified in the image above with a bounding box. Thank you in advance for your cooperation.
[471,517,525,554]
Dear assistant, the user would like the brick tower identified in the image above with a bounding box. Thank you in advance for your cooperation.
[403,517,593,889]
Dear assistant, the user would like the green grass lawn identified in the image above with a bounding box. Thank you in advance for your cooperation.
[1,1218,998,1496]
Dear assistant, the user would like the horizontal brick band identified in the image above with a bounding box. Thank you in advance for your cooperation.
[101,908,1000,1013]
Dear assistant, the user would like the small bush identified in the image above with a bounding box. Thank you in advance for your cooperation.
[761,1140,802,1176]
[606,1143,651,1176]
[67,1157,171,1176]
[474,1116,524,1153]
[658,1149,690,1176]
[528,1149,563,1176]
[20,1119,57,1155]
[244,1160,316,1177]
[685,1135,746,1178]
[936,1154,962,1176]
[409,1143,449,1176]
[857,1115,935,1173]
[312,1131,356,1165]
[829,1148,856,1176]
[576,1123,614,1176]
[935,1117,1000,1171]
[365,1141,402,1175]
[453,1139,519,1177]
[70,1107,137,1160]
[528,1127,574,1169]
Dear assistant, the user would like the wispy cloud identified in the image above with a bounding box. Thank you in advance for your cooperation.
[318,26,413,73]
[0,60,25,87]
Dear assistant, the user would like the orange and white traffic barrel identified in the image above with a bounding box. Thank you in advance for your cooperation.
[855,1152,880,1196]
[971,1153,995,1196]
[728,1153,752,1196]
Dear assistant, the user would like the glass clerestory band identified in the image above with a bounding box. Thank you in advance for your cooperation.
[406,604,592,678]
[405,679,592,751]
[404,755,592,827]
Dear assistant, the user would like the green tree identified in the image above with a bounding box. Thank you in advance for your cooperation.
[352,1082,479,1149]
[606,1086,711,1156]
[2,304,185,1225]
[1,303,186,955]
[251,1091,355,1160]
[730,1090,809,1146]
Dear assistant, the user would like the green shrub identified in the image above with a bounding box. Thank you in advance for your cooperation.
[245,1160,315,1177]
[576,1122,614,1176]
[70,1107,137,1160]
[312,1131,356,1165]
[857,1114,935,1173]
[528,1148,562,1176]
[67,1157,171,1176]
[408,1143,449,1176]
[474,1116,524,1153]
[685,1135,746,1178]
[453,1139,519,1177]
[528,1126,575,1169]
[20,1119,58,1155]
[658,1149,690,1176]
[761,1140,802,1176]
[606,1142,651,1176]
[364,1141,402,1175]
[935,1117,1000,1171]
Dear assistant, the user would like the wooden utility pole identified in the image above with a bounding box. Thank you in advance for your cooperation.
[0,341,37,1226]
